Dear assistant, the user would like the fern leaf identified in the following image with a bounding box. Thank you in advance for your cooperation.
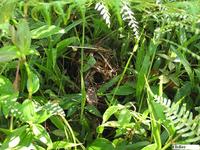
[154,95,200,143]
[120,1,139,38]
[95,2,111,28]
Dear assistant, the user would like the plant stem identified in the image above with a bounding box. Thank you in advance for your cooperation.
[9,116,13,131]
[80,11,86,122]
[110,38,139,106]
[161,135,181,150]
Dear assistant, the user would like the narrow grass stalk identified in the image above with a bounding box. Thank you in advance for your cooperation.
[61,116,80,150]
[110,38,139,106]
[9,116,13,131]
[24,61,32,99]
[80,14,86,122]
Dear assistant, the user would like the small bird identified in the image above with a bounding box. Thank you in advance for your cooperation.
[86,86,98,105]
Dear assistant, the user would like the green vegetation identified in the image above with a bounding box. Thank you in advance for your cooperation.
[0,0,200,149]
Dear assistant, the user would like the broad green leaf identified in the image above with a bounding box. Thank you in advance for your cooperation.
[32,101,65,123]
[103,105,123,123]
[112,83,134,95]
[1,98,21,118]
[0,75,16,95]
[97,125,104,134]
[118,109,131,126]
[27,71,40,94]
[0,77,19,117]
[85,105,102,117]
[125,141,150,150]
[97,121,121,134]
[56,37,79,56]
[87,138,115,150]
[0,46,18,63]
[0,0,16,24]
[53,2,64,15]
[32,124,53,148]
[15,19,31,53]
[14,132,34,149]
[101,121,120,128]
[175,82,192,102]
[1,125,28,149]
[42,101,65,117]
[31,25,63,39]
[0,128,11,135]
[98,75,120,93]
[142,144,157,150]
[52,141,81,149]
[34,110,50,124]
[21,99,36,122]
[50,116,65,130]
[52,129,65,137]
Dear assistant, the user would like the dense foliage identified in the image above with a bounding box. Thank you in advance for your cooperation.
[0,0,200,149]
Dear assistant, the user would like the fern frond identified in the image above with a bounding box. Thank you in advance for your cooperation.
[95,2,111,28]
[154,95,200,143]
[120,1,139,38]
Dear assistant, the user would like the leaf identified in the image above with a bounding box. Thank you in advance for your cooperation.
[0,0,16,24]
[15,132,34,148]
[98,75,120,93]
[1,125,28,149]
[118,109,131,126]
[83,54,96,72]
[1,98,21,118]
[87,138,115,150]
[171,45,194,82]
[32,124,53,148]
[174,82,192,102]
[33,101,65,124]
[125,141,150,150]
[112,83,134,95]
[21,99,36,122]
[34,110,50,124]
[15,19,31,53]
[27,71,40,94]
[136,41,157,99]
[0,75,17,95]
[0,76,20,118]
[145,79,162,149]
[101,121,120,128]
[141,144,157,150]
[103,105,123,123]
[0,46,19,63]
[52,141,81,149]
[50,116,65,130]
[42,101,65,117]
[85,105,102,117]
[31,25,63,39]
[49,48,57,69]
[56,37,79,56]
[0,128,12,135]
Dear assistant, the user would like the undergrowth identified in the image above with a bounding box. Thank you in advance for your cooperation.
[0,0,200,149]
